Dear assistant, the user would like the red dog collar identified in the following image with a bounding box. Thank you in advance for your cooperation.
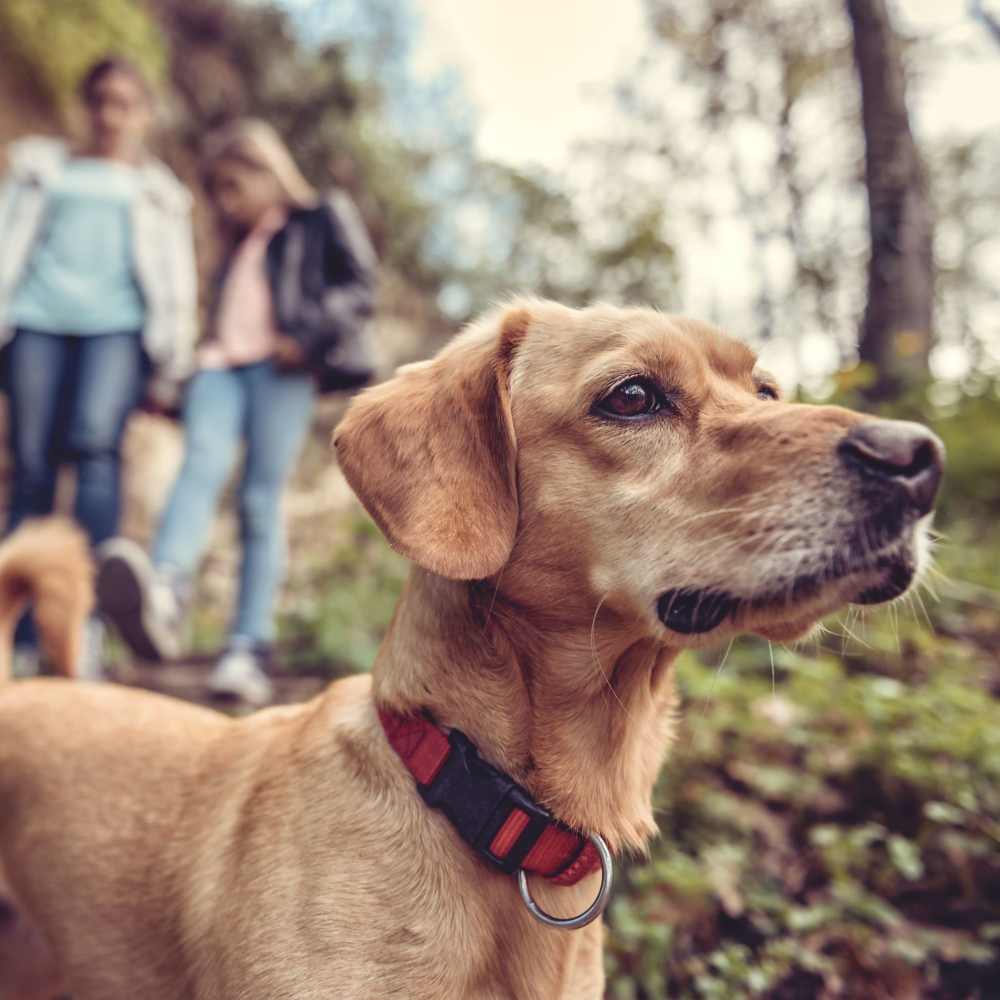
[379,709,603,887]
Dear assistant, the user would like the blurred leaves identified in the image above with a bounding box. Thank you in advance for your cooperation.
[277,513,408,674]
[0,0,166,117]
[606,598,999,998]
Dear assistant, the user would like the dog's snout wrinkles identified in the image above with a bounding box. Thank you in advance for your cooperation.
[839,420,944,515]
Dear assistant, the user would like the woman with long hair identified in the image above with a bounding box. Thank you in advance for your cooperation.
[0,56,197,677]
[98,118,376,704]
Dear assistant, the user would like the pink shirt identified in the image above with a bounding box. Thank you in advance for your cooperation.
[199,208,287,369]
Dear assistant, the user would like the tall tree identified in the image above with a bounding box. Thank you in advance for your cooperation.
[602,0,867,384]
[846,0,934,400]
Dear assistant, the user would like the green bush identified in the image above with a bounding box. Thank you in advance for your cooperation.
[0,0,165,116]
[278,513,408,675]
[604,594,1000,997]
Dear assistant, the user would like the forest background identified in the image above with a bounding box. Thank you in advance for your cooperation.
[1,1,998,995]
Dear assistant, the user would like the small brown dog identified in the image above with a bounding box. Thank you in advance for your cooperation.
[0,518,92,999]
[0,519,93,683]
[0,302,942,999]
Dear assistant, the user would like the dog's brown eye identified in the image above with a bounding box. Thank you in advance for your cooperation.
[596,378,663,419]
[757,384,779,401]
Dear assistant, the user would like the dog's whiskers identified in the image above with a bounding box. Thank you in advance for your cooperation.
[922,562,950,602]
[701,637,735,715]
[836,607,867,651]
[889,600,901,654]
[902,591,925,635]
[911,585,936,633]
[589,593,631,718]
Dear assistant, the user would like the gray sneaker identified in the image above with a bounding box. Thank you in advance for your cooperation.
[96,538,184,662]
[208,645,274,707]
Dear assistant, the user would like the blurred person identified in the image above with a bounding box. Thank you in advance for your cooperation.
[0,56,197,679]
[98,118,377,705]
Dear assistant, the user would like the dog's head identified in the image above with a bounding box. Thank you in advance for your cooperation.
[335,301,943,646]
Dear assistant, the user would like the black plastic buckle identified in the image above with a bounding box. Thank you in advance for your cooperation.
[418,726,555,875]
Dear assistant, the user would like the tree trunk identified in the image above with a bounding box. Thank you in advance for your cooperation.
[970,0,1000,48]
[846,0,934,401]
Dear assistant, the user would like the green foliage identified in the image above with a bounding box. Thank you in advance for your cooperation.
[605,586,1000,997]
[446,161,679,319]
[0,0,165,115]
[278,512,408,674]
[931,386,1000,520]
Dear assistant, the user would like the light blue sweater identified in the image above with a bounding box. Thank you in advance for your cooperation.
[9,157,146,335]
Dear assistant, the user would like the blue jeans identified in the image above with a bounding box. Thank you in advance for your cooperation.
[6,327,147,541]
[153,362,315,645]
[5,328,147,645]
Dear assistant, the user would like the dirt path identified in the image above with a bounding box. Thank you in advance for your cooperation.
[111,658,329,713]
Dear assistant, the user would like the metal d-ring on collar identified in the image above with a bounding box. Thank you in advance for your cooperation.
[516,834,614,930]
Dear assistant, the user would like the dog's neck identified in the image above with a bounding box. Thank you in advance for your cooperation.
[372,568,679,854]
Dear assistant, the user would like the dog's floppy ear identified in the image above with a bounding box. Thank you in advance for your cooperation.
[334,307,530,580]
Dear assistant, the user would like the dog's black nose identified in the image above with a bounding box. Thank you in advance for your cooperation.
[839,420,944,515]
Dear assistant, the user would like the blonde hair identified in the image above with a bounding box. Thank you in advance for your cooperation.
[202,118,316,209]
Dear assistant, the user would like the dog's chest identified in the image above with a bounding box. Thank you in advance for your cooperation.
[189,850,604,1000]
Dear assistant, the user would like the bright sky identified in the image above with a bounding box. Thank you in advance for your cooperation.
[412,0,1000,170]
[412,0,646,167]
[411,0,1000,388]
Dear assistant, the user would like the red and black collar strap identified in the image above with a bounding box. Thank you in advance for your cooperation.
[379,709,603,887]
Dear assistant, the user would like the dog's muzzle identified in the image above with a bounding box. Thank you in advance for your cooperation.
[655,419,945,635]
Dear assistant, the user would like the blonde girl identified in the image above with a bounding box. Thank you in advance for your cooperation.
[99,119,376,703]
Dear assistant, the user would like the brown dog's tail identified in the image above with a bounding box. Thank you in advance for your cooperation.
[0,518,94,683]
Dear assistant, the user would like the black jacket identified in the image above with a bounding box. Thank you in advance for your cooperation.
[265,190,377,393]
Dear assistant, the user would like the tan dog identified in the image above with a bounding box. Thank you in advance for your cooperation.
[0,302,943,999]
[0,519,92,999]
[0,519,93,683]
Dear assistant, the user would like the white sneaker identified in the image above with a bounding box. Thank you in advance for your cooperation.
[75,617,105,682]
[96,538,183,662]
[11,646,41,679]
[208,647,274,707]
